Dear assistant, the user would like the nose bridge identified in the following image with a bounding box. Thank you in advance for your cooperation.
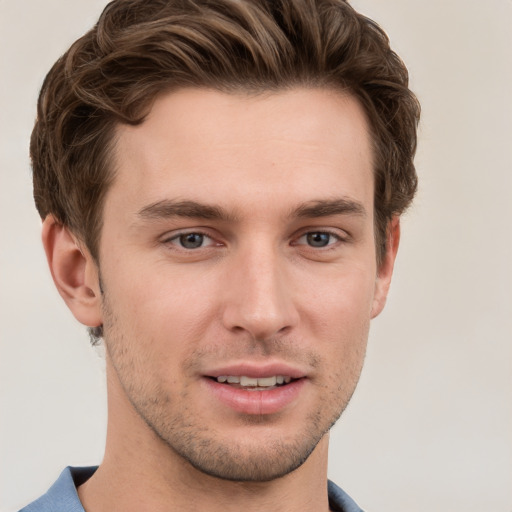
[222,238,298,338]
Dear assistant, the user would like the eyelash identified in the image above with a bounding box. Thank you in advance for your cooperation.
[163,229,347,251]
[164,231,217,250]
[293,230,345,249]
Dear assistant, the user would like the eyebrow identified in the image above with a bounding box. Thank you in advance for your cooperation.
[136,197,366,223]
[292,198,367,219]
[137,200,236,222]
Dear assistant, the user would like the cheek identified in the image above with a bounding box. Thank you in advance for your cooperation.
[102,265,219,357]
[299,265,374,363]
[299,261,376,322]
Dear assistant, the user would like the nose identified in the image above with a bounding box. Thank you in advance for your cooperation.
[221,244,299,340]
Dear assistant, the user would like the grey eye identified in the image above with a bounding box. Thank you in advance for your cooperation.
[306,232,332,247]
[179,233,205,249]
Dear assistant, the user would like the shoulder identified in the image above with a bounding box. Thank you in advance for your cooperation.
[328,480,365,512]
[19,470,362,512]
[19,467,97,512]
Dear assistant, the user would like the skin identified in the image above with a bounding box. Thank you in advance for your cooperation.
[43,88,400,512]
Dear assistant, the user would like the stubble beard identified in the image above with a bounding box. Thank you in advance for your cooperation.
[148,402,333,482]
[101,293,364,483]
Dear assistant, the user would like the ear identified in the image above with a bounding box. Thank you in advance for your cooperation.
[371,216,400,319]
[42,215,103,328]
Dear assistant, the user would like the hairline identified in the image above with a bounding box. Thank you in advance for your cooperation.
[88,84,385,258]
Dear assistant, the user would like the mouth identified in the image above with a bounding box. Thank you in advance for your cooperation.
[203,366,306,415]
[209,375,295,391]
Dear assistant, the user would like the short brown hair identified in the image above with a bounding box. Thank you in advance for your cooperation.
[31,0,420,265]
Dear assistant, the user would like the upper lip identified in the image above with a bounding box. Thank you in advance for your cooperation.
[204,362,307,379]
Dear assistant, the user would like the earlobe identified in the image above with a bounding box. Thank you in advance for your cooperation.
[42,215,103,328]
[370,217,401,319]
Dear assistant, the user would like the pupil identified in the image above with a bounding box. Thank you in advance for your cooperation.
[180,233,203,249]
[307,232,330,247]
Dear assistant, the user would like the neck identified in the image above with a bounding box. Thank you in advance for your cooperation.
[78,365,331,512]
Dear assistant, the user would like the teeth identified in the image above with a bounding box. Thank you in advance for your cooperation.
[216,375,290,387]
[256,376,277,387]
[240,376,259,386]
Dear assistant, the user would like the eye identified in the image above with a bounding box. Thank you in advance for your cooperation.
[167,232,214,249]
[296,231,341,248]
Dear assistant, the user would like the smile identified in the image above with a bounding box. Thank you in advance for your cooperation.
[204,375,305,415]
[215,375,293,388]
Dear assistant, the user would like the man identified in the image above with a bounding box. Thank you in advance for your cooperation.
[22,0,419,510]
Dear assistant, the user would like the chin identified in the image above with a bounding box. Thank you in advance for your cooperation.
[169,433,323,482]
[150,407,339,483]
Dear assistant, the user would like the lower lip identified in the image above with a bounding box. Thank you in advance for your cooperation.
[203,378,305,415]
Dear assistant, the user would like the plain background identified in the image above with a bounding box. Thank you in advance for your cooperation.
[1,1,511,511]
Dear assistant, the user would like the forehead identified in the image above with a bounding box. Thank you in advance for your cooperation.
[110,87,374,219]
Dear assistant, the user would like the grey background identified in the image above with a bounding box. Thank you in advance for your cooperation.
[1,1,511,510]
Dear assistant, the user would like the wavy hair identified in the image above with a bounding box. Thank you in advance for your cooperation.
[31,0,420,267]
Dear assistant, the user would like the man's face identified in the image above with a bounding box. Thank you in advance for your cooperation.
[96,88,390,481]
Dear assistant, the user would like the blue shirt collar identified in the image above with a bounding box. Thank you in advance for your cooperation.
[21,466,363,512]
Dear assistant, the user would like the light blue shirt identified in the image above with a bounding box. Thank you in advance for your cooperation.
[20,466,364,512]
